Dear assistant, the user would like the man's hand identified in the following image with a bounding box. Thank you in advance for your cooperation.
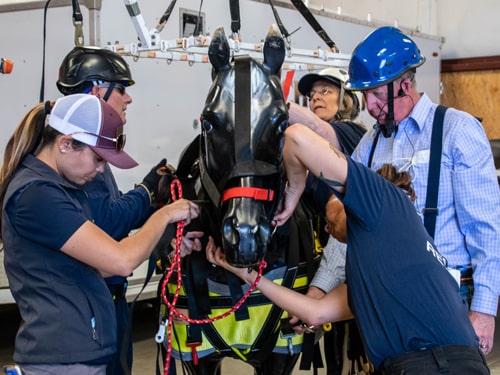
[470,310,495,355]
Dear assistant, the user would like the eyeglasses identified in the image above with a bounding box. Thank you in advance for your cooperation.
[306,87,334,100]
[69,126,126,152]
[98,83,127,96]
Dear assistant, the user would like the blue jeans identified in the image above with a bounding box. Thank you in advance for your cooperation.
[380,345,489,375]
[460,283,474,307]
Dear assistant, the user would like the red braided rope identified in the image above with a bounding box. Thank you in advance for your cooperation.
[161,178,267,374]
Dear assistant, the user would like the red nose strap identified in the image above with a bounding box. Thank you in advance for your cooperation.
[221,187,275,204]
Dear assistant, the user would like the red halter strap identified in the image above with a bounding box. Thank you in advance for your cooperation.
[221,186,275,204]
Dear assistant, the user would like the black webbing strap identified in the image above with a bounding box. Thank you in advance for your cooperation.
[234,55,252,165]
[267,0,292,40]
[182,253,213,350]
[71,0,82,23]
[289,0,338,52]
[226,270,250,321]
[199,151,221,206]
[287,201,323,373]
[423,105,447,238]
[189,252,212,315]
[229,0,241,33]
[246,266,298,362]
[155,0,178,32]
[72,0,84,46]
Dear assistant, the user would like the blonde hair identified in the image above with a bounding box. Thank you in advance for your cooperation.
[337,92,364,122]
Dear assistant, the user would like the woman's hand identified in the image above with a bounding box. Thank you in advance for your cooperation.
[206,237,256,284]
[169,231,204,257]
[272,183,303,227]
[163,198,200,225]
[287,101,319,125]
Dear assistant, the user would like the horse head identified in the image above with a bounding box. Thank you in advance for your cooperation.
[200,25,288,267]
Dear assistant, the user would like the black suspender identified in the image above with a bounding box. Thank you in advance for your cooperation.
[367,129,381,169]
[423,105,447,238]
[367,105,448,239]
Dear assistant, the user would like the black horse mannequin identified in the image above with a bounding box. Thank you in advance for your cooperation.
[157,25,322,375]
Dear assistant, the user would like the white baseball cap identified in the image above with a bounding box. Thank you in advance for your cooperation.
[49,94,138,169]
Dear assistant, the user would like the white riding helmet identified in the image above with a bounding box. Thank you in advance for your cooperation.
[298,67,363,120]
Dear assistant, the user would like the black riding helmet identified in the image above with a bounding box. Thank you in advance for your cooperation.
[56,46,135,96]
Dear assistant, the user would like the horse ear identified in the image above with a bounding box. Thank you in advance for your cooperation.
[208,27,231,73]
[263,24,285,75]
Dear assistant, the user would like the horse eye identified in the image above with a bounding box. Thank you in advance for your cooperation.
[202,119,214,132]
[277,120,288,134]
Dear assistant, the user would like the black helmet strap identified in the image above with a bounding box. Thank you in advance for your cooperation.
[102,82,115,102]
[382,82,396,138]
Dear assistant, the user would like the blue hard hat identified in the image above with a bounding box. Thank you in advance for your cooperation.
[345,26,426,90]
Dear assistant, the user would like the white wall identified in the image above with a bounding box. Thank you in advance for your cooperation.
[305,0,439,36]
[0,0,456,193]
[437,0,500,59]
[305,0,500,59]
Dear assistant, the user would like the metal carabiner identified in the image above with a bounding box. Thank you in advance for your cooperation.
[73,21,84,46]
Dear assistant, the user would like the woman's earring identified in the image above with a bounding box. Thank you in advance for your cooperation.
[60,149,66,154]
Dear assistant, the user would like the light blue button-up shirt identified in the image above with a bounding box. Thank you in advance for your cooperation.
[346,93,500,316]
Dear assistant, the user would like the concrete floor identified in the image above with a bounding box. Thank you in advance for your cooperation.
[2,301,500,374]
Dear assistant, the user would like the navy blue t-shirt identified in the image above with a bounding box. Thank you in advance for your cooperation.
[335,158,478,369]
[307,120,366,209]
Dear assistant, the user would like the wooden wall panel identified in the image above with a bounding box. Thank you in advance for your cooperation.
[441,66,500,140]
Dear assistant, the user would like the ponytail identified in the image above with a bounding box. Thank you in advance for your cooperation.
[0,101,55,239]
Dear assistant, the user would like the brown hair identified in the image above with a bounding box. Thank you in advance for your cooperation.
[376,163,416,202]
[0,102,56,240]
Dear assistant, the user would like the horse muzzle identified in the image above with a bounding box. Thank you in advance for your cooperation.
[221,214,272,267]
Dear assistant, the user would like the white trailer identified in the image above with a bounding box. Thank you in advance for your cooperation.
[0,0,443,305]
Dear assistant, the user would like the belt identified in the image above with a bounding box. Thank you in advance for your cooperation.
[107,281,128,300]
[460,268,473,286]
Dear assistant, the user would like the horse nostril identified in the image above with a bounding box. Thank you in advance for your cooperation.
[222,216,240,247]
[232,217,239,230]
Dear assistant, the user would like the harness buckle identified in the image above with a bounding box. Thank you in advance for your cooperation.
[279,318,297,356]
[422,207,439,216]
[279,331,296,356]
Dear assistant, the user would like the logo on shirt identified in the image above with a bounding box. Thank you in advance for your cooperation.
[426,241,447,267]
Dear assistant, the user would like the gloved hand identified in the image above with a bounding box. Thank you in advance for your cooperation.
[139,158,167,203]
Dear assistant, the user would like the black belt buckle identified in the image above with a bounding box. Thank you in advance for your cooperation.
[459,268,473,286]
